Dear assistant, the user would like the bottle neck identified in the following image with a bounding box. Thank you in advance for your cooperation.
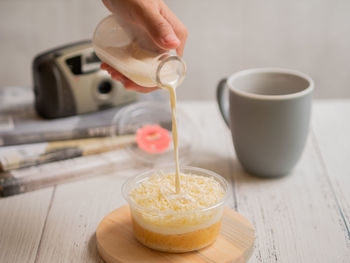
[156,53,186,87]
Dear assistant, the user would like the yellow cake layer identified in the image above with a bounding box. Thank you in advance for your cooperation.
[132,218,222,253]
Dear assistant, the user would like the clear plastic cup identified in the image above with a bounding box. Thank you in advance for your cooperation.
[110,101,199,166]
[122,166,229,253]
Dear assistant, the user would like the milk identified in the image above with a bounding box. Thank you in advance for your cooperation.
[93,15,186,192]
[162,83,181,193]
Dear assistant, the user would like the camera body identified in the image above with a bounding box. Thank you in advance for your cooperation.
[33,40,138,118]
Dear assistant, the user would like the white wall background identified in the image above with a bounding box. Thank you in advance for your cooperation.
[1,0,350,100]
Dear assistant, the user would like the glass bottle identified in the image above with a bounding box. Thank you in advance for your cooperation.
[93,15,186,88]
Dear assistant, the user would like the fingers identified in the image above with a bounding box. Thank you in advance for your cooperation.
[138,3,181,51]
[102,0,187,56]
[100,63,159,93]
[100,62,110,70]
[123,80,159,93]
[101,0,114,13]
[159,4,188,56]
[101,63,126,82]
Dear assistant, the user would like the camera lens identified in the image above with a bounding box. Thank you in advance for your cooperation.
[97,81,112,94]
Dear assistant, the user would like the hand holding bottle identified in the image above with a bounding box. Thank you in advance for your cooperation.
[101,0,188,93]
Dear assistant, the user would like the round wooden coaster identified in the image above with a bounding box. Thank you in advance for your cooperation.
[96,205,255,263]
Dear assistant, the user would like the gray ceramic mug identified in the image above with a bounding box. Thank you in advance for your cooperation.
[217,68,314,176]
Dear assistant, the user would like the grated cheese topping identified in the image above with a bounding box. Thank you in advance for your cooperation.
[128,172,225,227]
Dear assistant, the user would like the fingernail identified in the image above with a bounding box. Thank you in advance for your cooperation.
[163,34,180,45]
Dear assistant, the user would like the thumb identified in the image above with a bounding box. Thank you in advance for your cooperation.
[140,10,180,50]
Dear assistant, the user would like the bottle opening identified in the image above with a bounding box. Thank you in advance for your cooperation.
[156,56,186,87]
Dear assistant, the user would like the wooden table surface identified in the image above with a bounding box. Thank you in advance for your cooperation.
[1,100,350,263]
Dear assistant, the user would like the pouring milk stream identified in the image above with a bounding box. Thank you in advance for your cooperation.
[93,15,186,193]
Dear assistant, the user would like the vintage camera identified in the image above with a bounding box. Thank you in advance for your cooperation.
[33,40,138,118]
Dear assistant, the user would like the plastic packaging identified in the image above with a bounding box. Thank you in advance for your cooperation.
[122,166,229,252]
[110,101,199,166]
[93,15,186,87]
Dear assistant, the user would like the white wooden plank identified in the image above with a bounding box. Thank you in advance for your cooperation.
[186,101,350,262]
[187,102,350,262]
[34,167,142,263]
[312,100,350,241]
[33,102,237,263]
[0,187,53,263]
[229,102,350,262]
[235,138,350,262]
[30,101,350,262]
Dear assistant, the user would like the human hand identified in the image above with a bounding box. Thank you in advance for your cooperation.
[101,62,159,93]
[101,0,188,93]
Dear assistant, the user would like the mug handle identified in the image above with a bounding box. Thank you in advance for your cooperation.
[216,78,229,127]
